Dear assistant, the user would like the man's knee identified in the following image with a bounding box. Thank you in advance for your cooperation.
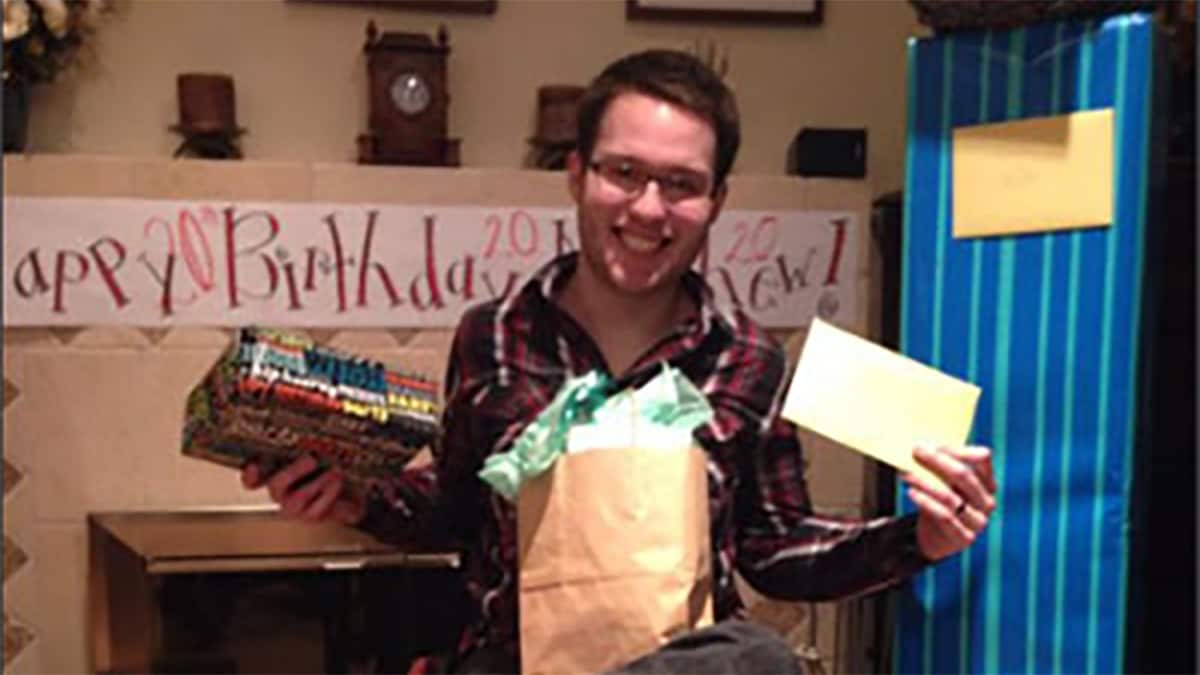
[609,620,804,674]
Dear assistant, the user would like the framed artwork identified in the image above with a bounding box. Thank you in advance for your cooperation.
[626,0,823,25]
[293,0,497,13]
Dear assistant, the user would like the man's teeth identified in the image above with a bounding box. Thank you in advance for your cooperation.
[618,230,662,253]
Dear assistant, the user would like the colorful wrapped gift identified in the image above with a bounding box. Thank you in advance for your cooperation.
[182,327,439,492]
[896,13,1166,675]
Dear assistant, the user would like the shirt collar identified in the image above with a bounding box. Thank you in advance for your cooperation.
[521,252,736,338]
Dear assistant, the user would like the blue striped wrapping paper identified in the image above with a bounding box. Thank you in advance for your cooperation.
[895,13,1164,675]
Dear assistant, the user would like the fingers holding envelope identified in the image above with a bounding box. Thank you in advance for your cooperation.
[905,444,997,560]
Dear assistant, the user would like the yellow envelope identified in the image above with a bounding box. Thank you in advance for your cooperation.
[952,108,1114,238]
[781,318,981,487]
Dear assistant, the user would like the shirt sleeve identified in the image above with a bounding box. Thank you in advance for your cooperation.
[357,307,529,546]
[355,380,508,546]
[734,415,932,602]
[706,315,932,601]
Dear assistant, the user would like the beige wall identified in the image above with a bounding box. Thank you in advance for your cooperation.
[27,0,922,194]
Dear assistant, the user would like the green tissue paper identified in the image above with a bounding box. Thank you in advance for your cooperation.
[478,364,713,501]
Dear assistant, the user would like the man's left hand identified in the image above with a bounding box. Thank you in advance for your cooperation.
[904,445,997,561]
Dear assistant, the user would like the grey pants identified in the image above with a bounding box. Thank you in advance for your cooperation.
[608,620,805,675]
[452,620,804,674]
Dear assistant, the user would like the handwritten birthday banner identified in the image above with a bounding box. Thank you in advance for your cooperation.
[3,197,857,328]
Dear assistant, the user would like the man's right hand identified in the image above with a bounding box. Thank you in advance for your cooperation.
[241,455,367,526]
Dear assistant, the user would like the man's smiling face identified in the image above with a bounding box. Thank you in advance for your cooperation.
[568,91,725,297]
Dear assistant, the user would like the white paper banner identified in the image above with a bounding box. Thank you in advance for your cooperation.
[2,197,857,328]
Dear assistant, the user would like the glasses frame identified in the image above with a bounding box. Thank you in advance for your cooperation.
[586,156,716,205]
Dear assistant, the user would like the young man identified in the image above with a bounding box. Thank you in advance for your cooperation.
[243,49,996,673]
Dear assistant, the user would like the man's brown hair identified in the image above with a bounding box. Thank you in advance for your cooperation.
[576,49,741,191]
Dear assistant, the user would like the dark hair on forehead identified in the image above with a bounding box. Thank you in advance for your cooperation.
[576,49,741,190]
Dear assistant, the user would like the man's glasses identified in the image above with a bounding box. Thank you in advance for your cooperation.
[588,156,713,204]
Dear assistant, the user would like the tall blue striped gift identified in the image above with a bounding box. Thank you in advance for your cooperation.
[896,13,1165,675]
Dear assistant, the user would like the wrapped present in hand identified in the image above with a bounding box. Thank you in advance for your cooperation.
[182,327,440,494]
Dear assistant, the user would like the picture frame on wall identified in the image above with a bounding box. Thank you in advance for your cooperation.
[292,0,497,14]
[626,0,823,25]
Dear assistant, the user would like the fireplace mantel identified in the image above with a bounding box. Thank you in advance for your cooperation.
[2,153,869,211]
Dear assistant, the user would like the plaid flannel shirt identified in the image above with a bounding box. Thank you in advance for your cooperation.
[359,253,929,663]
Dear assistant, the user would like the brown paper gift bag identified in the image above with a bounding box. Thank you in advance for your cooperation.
[517,446,713,674]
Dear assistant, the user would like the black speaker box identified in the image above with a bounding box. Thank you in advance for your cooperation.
[787,127,867,178]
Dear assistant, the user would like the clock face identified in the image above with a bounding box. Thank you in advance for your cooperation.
[390,71,432,116]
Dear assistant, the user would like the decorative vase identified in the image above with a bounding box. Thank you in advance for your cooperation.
[3,79,31,153]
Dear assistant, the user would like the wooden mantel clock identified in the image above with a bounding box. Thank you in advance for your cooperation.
[357,21,460,167]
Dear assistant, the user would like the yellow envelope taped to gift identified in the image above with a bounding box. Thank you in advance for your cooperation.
[781,318,980,487]
[952,108,1114,238]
